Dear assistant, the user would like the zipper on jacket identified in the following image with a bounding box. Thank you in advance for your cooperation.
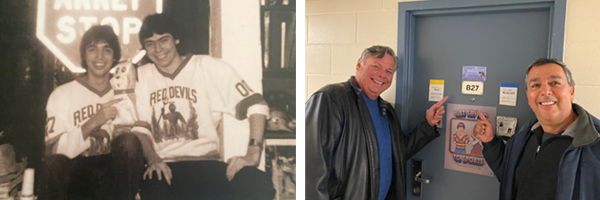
[534,136,564,158]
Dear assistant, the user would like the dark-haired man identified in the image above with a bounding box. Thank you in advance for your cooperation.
[474,58,600,199]
[43,25,148,200]
[134,13,274,199]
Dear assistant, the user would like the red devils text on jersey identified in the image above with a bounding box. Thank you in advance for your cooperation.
[136,55,269,162]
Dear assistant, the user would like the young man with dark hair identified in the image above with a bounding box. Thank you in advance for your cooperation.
[42,25,149,200]
[134,13,275,199]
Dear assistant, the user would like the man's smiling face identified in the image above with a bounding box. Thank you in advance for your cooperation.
[84,40,114,78]
[143,32,180,71]
[355,54,396,100]
[526,63,575,126]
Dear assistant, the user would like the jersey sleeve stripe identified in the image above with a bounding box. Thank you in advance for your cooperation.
[235,93,267,120]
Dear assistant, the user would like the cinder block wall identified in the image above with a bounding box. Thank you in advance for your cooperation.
[305,0,405,104]
[305,0,600,116]
[564,0,600,116]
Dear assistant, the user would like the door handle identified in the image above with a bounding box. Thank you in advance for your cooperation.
[414,171,430,184]
[411,159,428,197]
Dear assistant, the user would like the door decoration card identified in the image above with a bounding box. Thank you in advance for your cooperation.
[499,83,518,106]
[429,79,445,101]
[444,103,496,176]
[462,66,487,82]
[496,116,517,137]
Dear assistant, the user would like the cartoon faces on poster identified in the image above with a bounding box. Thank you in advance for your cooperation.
[449,119,482,156]
[444,103,496,176]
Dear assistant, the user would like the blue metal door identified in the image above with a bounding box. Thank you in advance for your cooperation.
[396,0,566,199]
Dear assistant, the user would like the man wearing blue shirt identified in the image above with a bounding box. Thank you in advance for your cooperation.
[306,45,447,200]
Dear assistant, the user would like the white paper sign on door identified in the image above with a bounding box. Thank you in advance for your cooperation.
[499,83,518,106]
[461,81,484,95]
[429,79,445,101]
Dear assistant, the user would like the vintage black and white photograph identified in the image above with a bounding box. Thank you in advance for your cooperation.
[0,0,296,199]
[265,141,295,200]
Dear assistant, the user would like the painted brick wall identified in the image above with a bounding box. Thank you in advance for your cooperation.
[564,0,600,116]
[305,0,413,103]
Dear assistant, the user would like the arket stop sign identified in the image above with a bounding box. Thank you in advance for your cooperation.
[37,0,162,73]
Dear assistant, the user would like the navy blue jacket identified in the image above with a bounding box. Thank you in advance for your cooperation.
[483,104,600,199]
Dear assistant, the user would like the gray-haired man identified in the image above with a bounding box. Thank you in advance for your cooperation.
[474,58,600,199]
[306,45,447,200]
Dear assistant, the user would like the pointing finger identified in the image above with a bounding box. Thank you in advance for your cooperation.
[435,96,449,106]
[104,98,124,107]
[475,109,488,121]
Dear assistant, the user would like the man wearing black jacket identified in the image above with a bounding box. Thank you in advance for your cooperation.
[305,45,447,200]
[474,58,600,200]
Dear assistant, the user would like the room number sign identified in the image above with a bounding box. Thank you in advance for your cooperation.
[461,81,484,95]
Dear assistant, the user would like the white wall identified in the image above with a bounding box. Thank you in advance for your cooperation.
[305,0,408,104]
[564,0,600,116]
[221,1,263,93]
[306,0,600,116]
[219,0,264,167]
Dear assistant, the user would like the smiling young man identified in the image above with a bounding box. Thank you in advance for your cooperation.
[43,25,147,200]
[305,45,448,200]
[133,13,274,199]
[473,58,600,200]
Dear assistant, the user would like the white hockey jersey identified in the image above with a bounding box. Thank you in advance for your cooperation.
[45,78,114,158]
[135,55,268,162]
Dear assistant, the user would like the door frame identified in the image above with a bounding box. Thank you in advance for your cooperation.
[395,0,567,132]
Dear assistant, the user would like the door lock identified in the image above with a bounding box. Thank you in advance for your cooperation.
[411,159,429,197]
[415,171,430,184]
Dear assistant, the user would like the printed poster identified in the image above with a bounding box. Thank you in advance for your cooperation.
[444,103,496,176]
